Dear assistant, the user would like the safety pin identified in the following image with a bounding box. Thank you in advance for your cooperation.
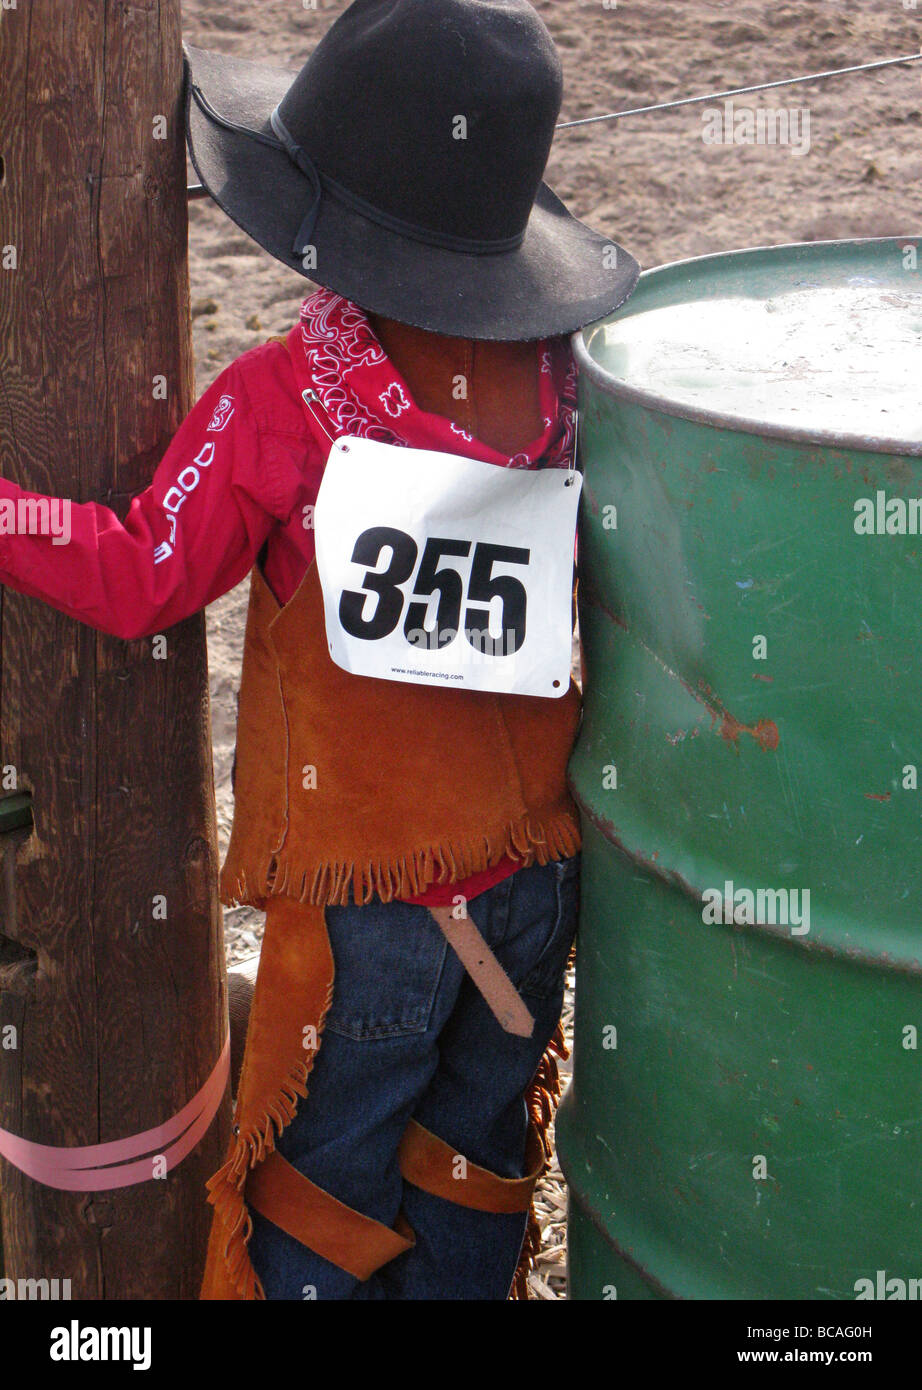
[565,410,579,487]
[302,390,350,452]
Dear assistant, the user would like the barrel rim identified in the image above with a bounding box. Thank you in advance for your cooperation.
[572,235,922,459]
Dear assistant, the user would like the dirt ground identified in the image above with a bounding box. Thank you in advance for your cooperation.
[180,0,922,1297]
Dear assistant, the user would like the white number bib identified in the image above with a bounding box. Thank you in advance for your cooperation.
[313,435,582,698]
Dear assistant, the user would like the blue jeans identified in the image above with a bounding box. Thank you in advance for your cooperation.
[248,854,580,1300]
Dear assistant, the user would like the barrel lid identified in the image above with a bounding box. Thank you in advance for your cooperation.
[575,237,922,457]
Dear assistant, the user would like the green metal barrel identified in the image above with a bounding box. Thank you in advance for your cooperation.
[557,237,922,1301]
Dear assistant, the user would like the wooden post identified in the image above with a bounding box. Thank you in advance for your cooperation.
[0,0,229,1297]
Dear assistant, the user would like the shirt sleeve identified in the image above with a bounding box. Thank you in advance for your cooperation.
[0,360,297,641]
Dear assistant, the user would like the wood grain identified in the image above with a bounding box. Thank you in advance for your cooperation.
[0,0,230,1299]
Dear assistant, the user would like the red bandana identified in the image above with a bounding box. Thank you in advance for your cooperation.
[292,288,578,468]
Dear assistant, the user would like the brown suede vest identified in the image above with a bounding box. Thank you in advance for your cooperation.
[218,325,582,909]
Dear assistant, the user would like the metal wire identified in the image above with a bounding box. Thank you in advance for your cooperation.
[555,50,922,129]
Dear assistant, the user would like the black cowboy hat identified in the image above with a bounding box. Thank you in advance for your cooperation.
[184,0,639,341]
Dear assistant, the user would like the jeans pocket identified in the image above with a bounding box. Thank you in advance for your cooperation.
[322,898,449,1041]
[518,854,580,1001]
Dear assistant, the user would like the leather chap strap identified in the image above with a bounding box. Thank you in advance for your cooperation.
[246,1149,415,1282]
[428,904,535,1038]
[398,1118,546,1213]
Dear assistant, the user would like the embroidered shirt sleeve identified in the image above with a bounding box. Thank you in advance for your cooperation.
[0,359,288,641]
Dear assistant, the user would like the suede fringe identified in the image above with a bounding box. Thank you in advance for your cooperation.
[509,1016,570,1301]
[206,974,569,1301]
[203,975,335,1300]
[220,811,582,910]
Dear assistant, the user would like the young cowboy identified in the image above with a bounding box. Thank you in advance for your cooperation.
[0,0,637,1299]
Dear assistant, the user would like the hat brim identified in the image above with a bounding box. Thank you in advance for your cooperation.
[184,44,640,341]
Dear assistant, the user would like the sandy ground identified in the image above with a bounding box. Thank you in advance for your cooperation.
[181,0,922,1297]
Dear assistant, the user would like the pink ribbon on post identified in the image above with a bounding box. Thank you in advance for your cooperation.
[0,1032,230,1191]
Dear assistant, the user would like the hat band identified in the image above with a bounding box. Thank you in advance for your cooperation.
[189,84,527,258]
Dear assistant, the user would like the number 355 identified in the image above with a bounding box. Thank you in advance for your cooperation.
[339,528,529,654]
